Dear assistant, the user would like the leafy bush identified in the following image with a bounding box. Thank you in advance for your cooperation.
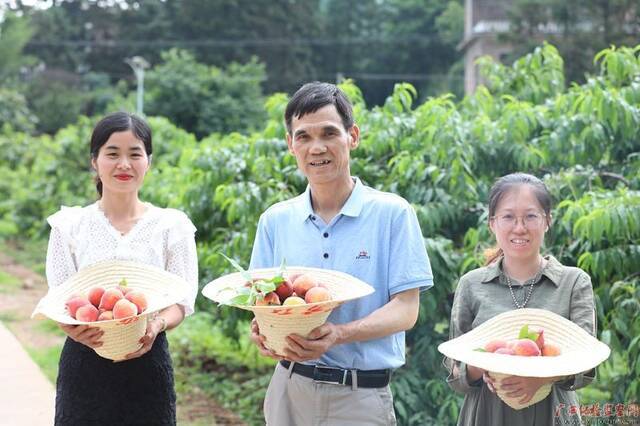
[145,49,267,138]
[0,88,37,133]
[1,43,639,424]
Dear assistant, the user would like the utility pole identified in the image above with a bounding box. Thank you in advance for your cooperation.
[124,56,149,115]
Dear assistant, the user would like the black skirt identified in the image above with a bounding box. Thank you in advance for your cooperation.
[54,332,176,426]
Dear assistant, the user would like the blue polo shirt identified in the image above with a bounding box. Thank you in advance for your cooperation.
[249,177,433,370]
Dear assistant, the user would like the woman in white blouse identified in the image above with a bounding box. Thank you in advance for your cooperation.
[45,112,198,425]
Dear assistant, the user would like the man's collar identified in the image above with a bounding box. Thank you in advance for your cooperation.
[481,255,563,287]
[297,177,365,223]
[339,177,364,218]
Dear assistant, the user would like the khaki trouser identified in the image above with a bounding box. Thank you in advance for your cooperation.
[264,362,397,426]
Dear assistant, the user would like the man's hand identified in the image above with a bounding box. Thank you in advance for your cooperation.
[250,318,283,360]
[59,323,103,348]
[283,322,342,362]
[123,317,163,361]
[498,375,554,404]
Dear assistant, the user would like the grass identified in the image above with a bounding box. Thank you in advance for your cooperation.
[0,310,19,322]
[34,320,66,337]
[0,238,48,275]
[25,344,63,384]
[0,269,21,294]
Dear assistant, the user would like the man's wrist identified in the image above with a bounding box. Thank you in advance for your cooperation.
[333,322,350,345]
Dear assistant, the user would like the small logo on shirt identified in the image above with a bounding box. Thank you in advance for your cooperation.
[356,250,370,260]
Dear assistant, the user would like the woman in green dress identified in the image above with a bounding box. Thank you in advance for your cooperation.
[445,173,596,426]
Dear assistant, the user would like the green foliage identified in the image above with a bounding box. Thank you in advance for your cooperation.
[0,12,34,80]
[25,76,89,134]
[169,312,274,425]
[145,49,266,138]
[1,43,639,424]
[0,88,37,133]
[503,0,640,85]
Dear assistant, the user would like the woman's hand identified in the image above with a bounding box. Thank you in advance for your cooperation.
[58,323,103,348]
[497,376,554,404]
[123,317,164,360]
[483,372,498,393]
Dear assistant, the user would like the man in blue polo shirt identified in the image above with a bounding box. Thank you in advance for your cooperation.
[249,81,433,425]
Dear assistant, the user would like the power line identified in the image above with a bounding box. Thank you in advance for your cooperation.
[27,35,436,48]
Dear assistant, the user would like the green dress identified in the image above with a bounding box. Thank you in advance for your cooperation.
[445,255,596,426]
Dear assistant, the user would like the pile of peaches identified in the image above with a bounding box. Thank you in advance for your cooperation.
[227,272,332,307]
[65,279,148,322]
[257,273,331,306]
[478,325,561,357]
[221,255,332,307]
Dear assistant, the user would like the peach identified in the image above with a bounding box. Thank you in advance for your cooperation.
[87,286,105,308]
[288,273,302,285]
[292,274,318,298]
[530,327,545,350]
[494,347,516,355]
[513,339,541,356]
[542,343,562,356]
[65,295,91,318]
[484,339,508,353]
[255,292,281,306]
[97,310,113,321]
[282,296,306,306]
[275,279,294,300]
[304,286,331,303]
[125,291,148,314]
[112,299,138,319]
[75,305,99,322]
[99,288,124,311]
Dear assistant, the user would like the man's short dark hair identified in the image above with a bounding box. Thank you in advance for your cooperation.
[284,82,354,134]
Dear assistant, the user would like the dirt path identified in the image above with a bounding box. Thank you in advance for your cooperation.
[0,252,245,426]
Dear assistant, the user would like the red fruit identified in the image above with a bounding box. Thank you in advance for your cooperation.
[275,279,294,300]
[288,273,302,285]
[495,347,516,355]
[484,339,508,353]
[97,310,113,321]
[255,292,281,306]
[542,343,562,356]
[513,339,541,356]
[292,274,318,298]
[531,327,545,350]
[87,286,105,308]
[304,286,331,303]
[125,291,148,314]
[99,288,124,311]
[65,295,91,318]
[75,305,99,322]
[112,299,137,319]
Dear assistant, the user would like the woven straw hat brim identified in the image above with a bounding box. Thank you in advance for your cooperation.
[202,266,374,355]
[32,260,189,360]
[438,308,610,378]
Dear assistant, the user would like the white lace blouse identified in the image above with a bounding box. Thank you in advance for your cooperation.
[45,202,198,315]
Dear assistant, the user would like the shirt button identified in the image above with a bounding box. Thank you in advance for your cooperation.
[323,232,329,238]
[310,216,316,221]
[323,253,329,259]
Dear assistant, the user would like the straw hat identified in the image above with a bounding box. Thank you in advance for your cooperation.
[32,260,189,361]
[202,266,374,356]
[438,308,610,410]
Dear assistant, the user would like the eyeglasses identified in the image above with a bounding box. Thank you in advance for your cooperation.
[491,212,546,230]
